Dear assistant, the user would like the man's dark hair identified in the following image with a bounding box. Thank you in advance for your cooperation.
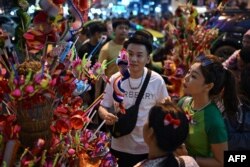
[124,30,153,54]
[112,18,130,29]
[84,22,107,37]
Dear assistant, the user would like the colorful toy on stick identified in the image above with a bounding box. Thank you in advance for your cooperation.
[113,49,130,114]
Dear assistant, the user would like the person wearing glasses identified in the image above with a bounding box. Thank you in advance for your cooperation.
[178,54,238,167]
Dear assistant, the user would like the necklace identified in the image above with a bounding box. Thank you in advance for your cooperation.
[128,71,144,90]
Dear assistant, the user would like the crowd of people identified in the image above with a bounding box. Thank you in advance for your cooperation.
[1,2,250,166]
[73,11,250,166]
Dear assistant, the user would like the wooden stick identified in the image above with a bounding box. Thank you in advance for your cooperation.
[3,140,20,167]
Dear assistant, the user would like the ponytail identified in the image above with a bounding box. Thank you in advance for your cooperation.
[159,153,179,167]
[223,69,239,118]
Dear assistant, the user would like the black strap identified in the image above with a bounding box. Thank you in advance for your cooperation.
[134,70,151,106]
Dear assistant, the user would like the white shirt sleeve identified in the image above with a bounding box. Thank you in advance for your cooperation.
[156,72,169,102]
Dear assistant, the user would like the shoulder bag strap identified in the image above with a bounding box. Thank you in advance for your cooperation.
[134,70,151,106]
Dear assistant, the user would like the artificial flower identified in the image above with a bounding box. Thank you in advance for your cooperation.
[70,114,84,130]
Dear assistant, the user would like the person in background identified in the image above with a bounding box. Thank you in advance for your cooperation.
[239,64,250,105]
[104,18,114,42]
[179,54,238,167]
[77,21,107,65]
[95,18,130,99]
[223,64,250,151]
[76,21,107,107]
[223,29,250,78]
[226,46,250,82]
[75,28,88,52]
[218,46,250,114]
[134,102,199,167]
[98,30,170,167]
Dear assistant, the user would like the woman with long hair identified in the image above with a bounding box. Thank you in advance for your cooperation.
[179,54,238,167]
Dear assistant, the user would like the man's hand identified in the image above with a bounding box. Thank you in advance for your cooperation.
[99,105,118,125]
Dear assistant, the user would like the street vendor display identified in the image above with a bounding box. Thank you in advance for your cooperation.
[0,0,118,166]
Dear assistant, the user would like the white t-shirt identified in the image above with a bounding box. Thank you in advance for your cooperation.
[100,67,169,154]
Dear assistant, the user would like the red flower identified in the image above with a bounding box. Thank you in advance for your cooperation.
[0,114,20,140]
[70,114,84,130]
[53,119,70,134]
[33,11,48,25]
[0,77,11,97]
[23,29,45,54]
[54,105,70,118]
[70,96,83,109]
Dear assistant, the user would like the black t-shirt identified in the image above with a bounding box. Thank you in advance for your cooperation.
[78,42,100,66]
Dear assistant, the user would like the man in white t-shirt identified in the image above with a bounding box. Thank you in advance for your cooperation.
[98,30,170,167]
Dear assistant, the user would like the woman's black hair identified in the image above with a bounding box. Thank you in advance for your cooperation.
[239,47,250,64]
[148,102,189,167]
[195,54,239,117]
[123,30,153,54]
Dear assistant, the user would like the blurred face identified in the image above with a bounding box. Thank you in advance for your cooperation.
[242,36,250,48]
[105,21,113,36]
[93,32,105,43]
[127,43,150,76]
[183,63,208,96]
[114,24,129,40]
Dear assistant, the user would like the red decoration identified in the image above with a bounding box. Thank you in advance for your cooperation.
[70,114,84,130]
[164,114,180,128]
[53,0,66,5]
